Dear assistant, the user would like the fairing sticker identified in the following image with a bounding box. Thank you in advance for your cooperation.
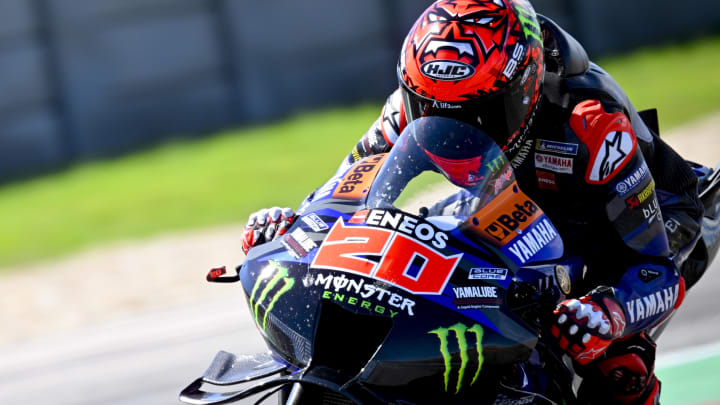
[606,172,669,257]
[535,139,579,155]
[311,214,462,295]
[331,154,388,200]
[460,182,564,265]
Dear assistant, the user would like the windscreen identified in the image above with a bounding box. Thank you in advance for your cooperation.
[366,117,516,219]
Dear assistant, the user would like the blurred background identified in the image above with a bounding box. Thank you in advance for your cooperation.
[0,1,719,404]
[2,0,719,182]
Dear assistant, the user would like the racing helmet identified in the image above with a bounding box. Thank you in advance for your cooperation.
[397,0,545,159]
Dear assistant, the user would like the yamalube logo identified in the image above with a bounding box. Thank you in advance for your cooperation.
[421,60,475,81]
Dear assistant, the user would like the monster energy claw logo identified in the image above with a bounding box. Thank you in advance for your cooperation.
[429,323,484,394]
[513,2,542,42]
[250,260,295,331]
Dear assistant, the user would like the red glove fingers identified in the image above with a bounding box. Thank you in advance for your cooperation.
[241,207,296,254]
[551,297,618,365]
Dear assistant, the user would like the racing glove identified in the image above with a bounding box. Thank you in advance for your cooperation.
[241,207,295,254]
[550,295,626,366]
[578,333,661,405]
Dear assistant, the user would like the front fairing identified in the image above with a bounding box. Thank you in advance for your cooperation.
[239,118,568,401]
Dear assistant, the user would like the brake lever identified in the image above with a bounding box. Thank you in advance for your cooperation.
[206,265,241,283]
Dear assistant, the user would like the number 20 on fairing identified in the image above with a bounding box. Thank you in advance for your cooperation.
[310,219,462,295]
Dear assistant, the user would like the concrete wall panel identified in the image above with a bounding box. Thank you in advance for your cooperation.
[0,0,35,41]
[0,0,718,181]
[48,3,232,157]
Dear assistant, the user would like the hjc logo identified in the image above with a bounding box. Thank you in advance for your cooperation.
[484,200,540,242]
[421,60,475,81]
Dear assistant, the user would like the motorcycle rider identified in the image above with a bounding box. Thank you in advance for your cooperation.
[242,0,704,403]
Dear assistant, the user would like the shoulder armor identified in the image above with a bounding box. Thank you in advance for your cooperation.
[570,100,637,185]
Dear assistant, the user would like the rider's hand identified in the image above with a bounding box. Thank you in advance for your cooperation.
[550,296,625,366]
[241,207,295,254]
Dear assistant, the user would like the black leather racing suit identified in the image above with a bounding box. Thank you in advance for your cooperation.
[333,15,704,399]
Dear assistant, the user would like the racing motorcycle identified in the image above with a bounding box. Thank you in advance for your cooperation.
[179,117,720,405]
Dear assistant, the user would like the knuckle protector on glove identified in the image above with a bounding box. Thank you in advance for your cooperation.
[281,207,295,220]
[267,207,283,223]
[552,297,615,365]
[255,209,269,226]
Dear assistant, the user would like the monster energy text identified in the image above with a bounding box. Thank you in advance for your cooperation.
[305,273,416,317]
[429,323,484,394]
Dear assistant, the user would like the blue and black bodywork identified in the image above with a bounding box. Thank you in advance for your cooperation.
[179,118,592,405]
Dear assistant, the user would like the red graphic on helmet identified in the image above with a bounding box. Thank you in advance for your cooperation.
[401,0,540,101]
[398,0,544,156]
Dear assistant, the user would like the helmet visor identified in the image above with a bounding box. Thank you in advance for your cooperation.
[401,63,537,149]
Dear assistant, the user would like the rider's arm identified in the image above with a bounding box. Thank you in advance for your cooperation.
[550,100,691,365]
[335,88,406,175]
[243,90,409,252]
[569,100,688,337]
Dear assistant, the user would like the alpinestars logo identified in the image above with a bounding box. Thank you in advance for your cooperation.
[588,131,634,183]
[249,260,295,331]
[429,323,484,394]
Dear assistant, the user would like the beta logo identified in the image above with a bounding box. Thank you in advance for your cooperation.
[421,60,475,81]
[484,199,541,243]
[332,154,386,200]
[314,178,340,200]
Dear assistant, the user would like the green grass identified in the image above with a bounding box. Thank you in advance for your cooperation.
[657,350,720,404]
[2,35,720,269]
[0,106,378,268]
[598,36,720,130]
